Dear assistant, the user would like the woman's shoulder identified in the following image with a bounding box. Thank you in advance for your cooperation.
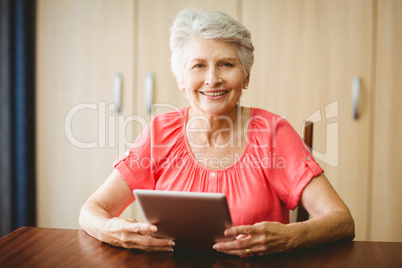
[152,107,187,123]
[249,107,289,128]
[149,107,188,143]
[249,107,305,147]
[247,107,298,149]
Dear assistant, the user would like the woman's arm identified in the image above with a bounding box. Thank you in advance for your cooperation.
[212,173,355,256]
[79,169,175,251]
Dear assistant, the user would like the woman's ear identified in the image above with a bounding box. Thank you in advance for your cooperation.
[243,73,250,89]
[176,77,185,91]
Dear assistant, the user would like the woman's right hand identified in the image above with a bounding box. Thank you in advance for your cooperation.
[79,170,175,252]
[99,217,175,252]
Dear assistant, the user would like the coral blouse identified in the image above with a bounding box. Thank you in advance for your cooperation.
[114,107,323,226]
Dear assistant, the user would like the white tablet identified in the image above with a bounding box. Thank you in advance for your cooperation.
[133,189,235,250]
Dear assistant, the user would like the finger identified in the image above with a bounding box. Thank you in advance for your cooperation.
[136,235,175,247]
[236,234,250,240]
[224,225,256,236]
[123,235,175,251]
[134,245,175,252]
[215,247,254,257]
[125,222,158,233]
[213,235,252,251]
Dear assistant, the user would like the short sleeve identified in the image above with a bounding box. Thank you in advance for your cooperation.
[113,123,155,191]
[112,108,186,191]
[262,115,323,209]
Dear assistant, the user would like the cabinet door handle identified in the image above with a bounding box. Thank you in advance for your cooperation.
[145,72,154,113]
[352,76,360,120]
[113,73,122,113]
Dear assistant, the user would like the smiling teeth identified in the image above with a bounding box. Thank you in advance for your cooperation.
[202,91,227,96]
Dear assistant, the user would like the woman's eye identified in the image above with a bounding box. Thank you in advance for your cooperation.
[193,64,203,68]
[222,62,233,67]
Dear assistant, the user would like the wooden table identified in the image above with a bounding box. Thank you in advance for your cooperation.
[1,227,402,267]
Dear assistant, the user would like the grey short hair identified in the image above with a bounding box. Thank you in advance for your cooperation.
[170,8,254,79]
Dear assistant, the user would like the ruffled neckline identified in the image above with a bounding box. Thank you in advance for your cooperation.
[180,107,256,173]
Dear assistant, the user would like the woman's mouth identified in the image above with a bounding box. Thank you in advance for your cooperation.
[200,90,229,97]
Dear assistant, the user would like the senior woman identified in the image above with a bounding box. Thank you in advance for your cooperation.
[79,8,354,256]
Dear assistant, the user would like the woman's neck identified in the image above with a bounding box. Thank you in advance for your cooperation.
[186,105,247,147]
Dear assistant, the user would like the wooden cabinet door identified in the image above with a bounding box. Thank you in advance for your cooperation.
[36,0,136,228]
[370,0,402,242]
[241,0,374,240]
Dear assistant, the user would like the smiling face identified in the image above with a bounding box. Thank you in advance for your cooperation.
[177,36,249,117]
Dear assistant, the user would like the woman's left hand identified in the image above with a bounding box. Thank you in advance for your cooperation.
[212,174,355,257]
[213,221,296,256]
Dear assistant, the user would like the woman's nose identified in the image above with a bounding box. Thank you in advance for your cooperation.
[205,67,222,87]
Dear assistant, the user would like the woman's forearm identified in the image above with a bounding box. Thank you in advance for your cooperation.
[79,200,114,242]
[79,170,136,242]
[287,209,355,250]
[290,173,355,249]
